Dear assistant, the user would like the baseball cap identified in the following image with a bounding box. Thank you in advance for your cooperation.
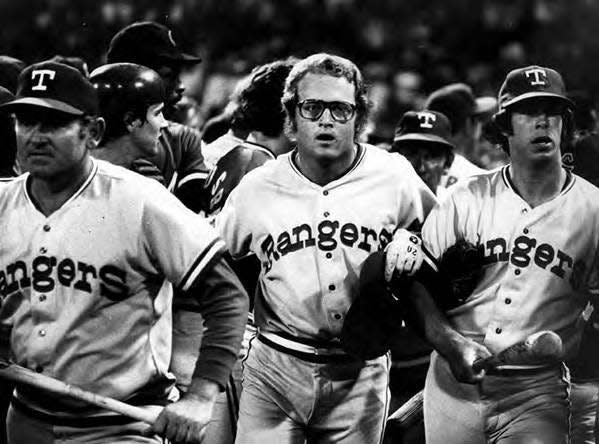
[0,56,26,94]
[425,83,496,131]
[496,65,573,111]
[106,21,201,67]
[393,110,454,149]
[1,61,98,116]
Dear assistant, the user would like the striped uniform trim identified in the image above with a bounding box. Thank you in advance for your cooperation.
[178,238,226,291]
[259,331,347,356]
[288,143,366,184]
[176,171,209,188]
[166,170,178,192]
[422,243,439,273]
[24,159,99,210]
[502,165,575,196]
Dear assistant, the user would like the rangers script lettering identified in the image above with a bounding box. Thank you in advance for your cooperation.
[261,220,393,271]
[0,257,128,300]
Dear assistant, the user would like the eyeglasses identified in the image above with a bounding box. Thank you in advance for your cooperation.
[297,100,356,123]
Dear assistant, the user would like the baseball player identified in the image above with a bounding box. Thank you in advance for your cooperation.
[89,63,167,178]
[216,53,437,444]
[0,61,248,444]
[390,110,455,198]
[400,66,599,443]
[424,83,491,188]
[106,21,210,212]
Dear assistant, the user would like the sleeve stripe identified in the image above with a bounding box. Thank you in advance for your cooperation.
[422,244,439,272]
[177,172,209,188]
[179,238,226,291]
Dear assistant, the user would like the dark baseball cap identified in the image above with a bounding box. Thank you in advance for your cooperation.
[106,21,201,67]
[497,65,573,111]
[393,110,454,149]
[1,61,98,116]
[426,83,496,117]
[0,56,26,94]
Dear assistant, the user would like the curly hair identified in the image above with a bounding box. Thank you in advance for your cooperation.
[231,58,298,138]
[281,53,370,140]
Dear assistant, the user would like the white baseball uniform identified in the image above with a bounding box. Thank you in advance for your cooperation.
[421,165,599,443]
[217,143,436,443]
[0,159,225,417]
[439,153,486,188]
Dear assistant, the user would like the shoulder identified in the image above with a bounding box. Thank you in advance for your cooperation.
[360,143,414,174]
[94,159,171,199]
[163,121,202,140]
[444,166,505,202]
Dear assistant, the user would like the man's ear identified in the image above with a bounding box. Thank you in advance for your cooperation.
[85,117,105,149]
[124,111,142,132]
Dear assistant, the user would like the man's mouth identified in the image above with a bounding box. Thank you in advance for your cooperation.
[531,136,553,146]
[315,134,336,143]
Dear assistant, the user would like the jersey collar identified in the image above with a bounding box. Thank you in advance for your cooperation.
[289,143,365,186]
[502,164,575,198]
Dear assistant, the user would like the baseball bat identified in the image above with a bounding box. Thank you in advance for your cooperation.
[0,358,160,424]
[386,389,423,429]
[385,331,563,431]
[472,330,563,373]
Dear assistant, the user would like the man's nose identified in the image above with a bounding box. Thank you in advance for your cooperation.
[318,108,335,125]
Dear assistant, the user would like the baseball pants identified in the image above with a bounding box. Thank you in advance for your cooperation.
[6,404,164,444]
[569,379,599,444]
[235,336,390,444]
[424,351,570,444]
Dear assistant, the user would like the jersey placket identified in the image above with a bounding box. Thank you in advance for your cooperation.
[485,198,533,351]
[27,216,60,371]
[316,186,347,331]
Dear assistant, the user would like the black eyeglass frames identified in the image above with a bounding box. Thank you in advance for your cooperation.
[297,100,356,123]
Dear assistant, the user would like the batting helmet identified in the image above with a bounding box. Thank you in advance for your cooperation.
[90,63,165,142]
[493,65,574,133]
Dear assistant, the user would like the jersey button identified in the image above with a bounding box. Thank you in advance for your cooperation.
[521,208,528,214]
[333,313,342,320]
[35,365,43,373]
[328,284,336,291]
[39,247,47,254]
[523,228,529,234]
[324,211,330,218]
[326,252,332,259]
[39,329,46,337]
[43,224,51,232]
[515,269,521,276]
[495,327,502,334]
[505,298,511,305]
[323,190,329,196]
[39,294,46,302]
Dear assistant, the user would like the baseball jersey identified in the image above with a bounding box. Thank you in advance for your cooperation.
[155,121,209,192]
[439,153,486,188]
[202,130,246,171]
[204,140,274,218]
[0,159,225,414]
[217,144,436,341]
[422,165,599,358]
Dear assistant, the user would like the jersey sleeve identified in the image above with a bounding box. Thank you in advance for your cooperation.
[214,177,255,260]
[173,123,210,185]
[421,189,470,261]
[141,181,226,291]
[396,156,438,231]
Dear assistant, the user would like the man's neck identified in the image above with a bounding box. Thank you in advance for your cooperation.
[296,143,358,186]
[509,160,566,208]
[30,156,93,216]
[248,132,291,157]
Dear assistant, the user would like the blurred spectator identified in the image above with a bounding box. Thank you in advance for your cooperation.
[476,95,509,169]
[0,56,26,94]
[425,83,491,187]
[571,92,599,187]
[46,55,90,77]
[171,95,203,130]
[0,86,17,177]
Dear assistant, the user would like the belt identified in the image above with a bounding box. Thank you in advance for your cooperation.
[257,332,357,364]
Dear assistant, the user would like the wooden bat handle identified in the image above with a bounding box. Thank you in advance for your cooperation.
[0,363,159,424]
[386,389,424,429]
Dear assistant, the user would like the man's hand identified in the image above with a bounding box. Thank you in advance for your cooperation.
[149,378,219,443]
[384,229,424,281]
[444,336,492,384]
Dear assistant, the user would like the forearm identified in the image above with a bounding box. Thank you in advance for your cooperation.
[188,257,249,389]
[406,280,466,358]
